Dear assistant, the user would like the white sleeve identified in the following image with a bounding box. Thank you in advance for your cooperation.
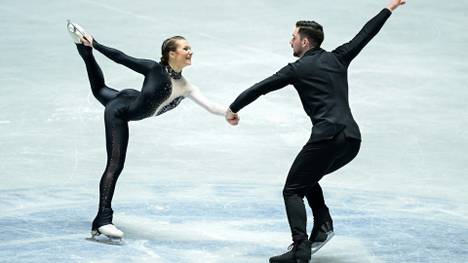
[187,85,227,116]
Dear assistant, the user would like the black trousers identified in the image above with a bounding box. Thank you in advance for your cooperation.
[283,130,361,242]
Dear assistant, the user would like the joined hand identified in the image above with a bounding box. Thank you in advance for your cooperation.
[225,108,240,126]
[80,35,94,47]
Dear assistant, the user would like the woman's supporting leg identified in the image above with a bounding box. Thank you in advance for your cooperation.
[76,44,119,106]
[92,98,130,229]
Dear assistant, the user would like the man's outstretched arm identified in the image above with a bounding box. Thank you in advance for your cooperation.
[225,63,296,125]
[229,64,295,113]
[332,0,407,67]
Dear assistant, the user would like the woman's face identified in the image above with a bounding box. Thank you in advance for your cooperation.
[169,39,193,69]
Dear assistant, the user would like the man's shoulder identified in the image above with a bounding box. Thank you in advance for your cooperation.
[299,49,337,64]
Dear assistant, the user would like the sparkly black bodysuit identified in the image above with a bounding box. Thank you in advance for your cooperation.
[155,66,185,116]
[76,41,188,230]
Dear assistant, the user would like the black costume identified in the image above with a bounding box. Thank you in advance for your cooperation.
[230,9,392,243]
[76,41,184,230]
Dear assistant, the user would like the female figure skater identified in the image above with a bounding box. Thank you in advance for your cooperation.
[66,21,235,240]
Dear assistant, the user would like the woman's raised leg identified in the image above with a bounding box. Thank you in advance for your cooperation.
[76,44,119,106]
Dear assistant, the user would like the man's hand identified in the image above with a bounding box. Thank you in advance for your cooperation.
[387,0,406,12]
[225,108,240,126]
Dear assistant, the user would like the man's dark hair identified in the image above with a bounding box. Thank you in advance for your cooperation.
[295,21,324,48]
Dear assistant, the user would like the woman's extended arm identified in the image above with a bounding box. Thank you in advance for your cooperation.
[187,85,227,116]
[82,35,156,76]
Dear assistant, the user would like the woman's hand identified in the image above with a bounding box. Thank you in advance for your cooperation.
[80,35,94,48]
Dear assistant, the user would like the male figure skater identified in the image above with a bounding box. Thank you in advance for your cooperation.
[225,0,407,262]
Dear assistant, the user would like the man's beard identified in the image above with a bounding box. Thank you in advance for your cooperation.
[293,50,301,57]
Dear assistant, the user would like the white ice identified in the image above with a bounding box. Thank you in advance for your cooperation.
[1,0,467,262]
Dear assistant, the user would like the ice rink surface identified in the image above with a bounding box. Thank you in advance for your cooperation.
[1,0,467,262]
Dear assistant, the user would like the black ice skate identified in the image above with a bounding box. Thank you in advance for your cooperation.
[309,220,334,255]
[269,240,311,263]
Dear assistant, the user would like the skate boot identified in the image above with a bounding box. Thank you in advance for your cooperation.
[90,208,124,241]
[309,219,334,255]
[91,224,124,240]
[269,240,311,263]
[66,19,87,44]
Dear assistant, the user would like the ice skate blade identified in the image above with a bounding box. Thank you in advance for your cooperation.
[270,259,310,263]
[87,231,123,245]
[66,19,86,44]
[311,231,335,255]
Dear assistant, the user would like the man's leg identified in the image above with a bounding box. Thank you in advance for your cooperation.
[306,183,334,254]
[283,141,338,243]
[305,184,328,222]
[306,136,361,221]
[306,134,361,253]
[270,139,339,263]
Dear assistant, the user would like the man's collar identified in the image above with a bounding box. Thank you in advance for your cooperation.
[302,47,322,57]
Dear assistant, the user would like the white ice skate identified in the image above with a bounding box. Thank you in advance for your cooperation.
[66,19,87,44]
[91,224,124,241]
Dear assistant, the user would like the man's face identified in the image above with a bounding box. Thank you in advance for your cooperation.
[290,27,305,57]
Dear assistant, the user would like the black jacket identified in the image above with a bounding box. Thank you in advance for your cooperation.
[230,8,392,142]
